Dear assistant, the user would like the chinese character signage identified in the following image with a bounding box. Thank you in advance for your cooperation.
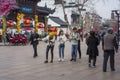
[21,6,33,13]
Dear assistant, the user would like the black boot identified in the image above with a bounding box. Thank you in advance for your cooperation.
[50,60,53,63]
[44,60,48,63]
[89,63,91,67]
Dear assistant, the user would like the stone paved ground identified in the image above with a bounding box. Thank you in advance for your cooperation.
[0,41,120,80]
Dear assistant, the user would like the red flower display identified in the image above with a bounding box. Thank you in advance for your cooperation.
[0,0,18,17]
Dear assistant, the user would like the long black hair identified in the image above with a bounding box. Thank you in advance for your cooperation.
[90,31,95,37]
[58,30,63,36]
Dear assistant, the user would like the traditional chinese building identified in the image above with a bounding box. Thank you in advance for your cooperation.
[7,0,55,28]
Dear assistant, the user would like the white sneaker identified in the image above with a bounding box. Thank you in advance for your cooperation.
[58,58,61,62]
[61,58,64,62]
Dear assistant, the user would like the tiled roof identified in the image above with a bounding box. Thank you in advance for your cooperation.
[37,6,55,14]
[49,16,68,26]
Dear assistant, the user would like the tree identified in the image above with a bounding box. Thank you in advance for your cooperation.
[60,0,92,31]
[54,0,99,32]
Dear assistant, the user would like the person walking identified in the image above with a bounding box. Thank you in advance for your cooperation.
[102,28,118,72]
[86,31,100,67]
[42,32,55,63]
[29,30,39,58]
[69,27,80,62]
[58,30,67,62]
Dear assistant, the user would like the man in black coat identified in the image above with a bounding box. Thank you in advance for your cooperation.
[30,30,39,58]
[86,31,100,67]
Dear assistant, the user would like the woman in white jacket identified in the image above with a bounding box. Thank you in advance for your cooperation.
[58,30,67,62]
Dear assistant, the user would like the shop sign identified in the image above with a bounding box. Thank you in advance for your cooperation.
[21,6,33,13]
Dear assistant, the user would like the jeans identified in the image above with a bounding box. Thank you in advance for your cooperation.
[71,45,78,60]
[46,45,54,61]
[103,50,115,71]
[58,44,65,59]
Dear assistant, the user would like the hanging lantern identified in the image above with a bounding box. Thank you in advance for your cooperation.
[7,20,14,28]
[24,18,31,26]
[37,22,44,28]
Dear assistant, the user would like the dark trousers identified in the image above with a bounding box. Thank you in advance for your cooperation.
[103,50,115,71]
[78,40,81,58]
[33,44,38,57]
[46,45,54,61]
[89,55,97,66]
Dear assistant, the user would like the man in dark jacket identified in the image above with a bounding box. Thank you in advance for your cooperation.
[30,30,39,58]
[86,31,100,67]
[102,28,118,72]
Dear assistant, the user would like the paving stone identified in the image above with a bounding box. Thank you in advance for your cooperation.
[0,41,120,80]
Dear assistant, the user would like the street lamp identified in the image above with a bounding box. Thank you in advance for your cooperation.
[112,10,120,45]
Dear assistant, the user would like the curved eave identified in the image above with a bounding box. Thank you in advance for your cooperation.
[37,9,49,15]
[37,6,55,15]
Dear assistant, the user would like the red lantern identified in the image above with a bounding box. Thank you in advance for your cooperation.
[24,18,31,26]
[37,22,44,28]
[7,20,14,28]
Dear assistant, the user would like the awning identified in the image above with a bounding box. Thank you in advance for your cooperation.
[48,16,68,28]
[37,6,55,15]
[48,18,60,27]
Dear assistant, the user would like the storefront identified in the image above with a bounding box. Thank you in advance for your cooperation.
[7,0,55,31]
